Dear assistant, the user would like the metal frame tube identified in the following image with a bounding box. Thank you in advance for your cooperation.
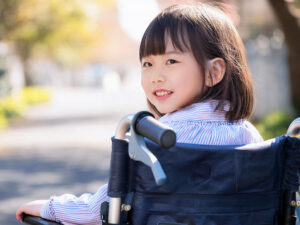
[108,114,133,224]
[108,197,122,224]
[283,117,300,225]
[114,115,132,139]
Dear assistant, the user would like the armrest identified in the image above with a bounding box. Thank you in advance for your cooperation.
[22,214,61,225]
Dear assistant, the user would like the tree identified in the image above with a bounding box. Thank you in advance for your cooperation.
[9,0,95,85]
[0,0,22,40]
[268,0,300,113]
[0,0,116,86]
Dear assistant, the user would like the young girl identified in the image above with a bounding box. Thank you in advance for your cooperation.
[16,3,263,224]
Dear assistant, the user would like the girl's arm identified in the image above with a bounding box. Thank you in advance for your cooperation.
[16,184,108,225]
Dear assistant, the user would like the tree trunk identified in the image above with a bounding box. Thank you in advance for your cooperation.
[268,0,300,113]
[16,42,34,86]
[22,58,34,86]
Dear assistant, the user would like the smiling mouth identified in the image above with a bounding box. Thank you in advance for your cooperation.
[153,90,173,100]
[154,90,173,96]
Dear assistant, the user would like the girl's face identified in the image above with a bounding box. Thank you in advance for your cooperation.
[141,37,206,114]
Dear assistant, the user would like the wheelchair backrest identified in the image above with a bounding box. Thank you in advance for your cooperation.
[124,136,300,225]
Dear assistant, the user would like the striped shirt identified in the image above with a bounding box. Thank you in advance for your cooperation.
[159,100,263,145]
[40,100,263,224]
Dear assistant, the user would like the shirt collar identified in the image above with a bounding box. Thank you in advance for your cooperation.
[159,100,229,123]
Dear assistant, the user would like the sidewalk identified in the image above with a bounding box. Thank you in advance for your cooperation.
[0,86,146,225]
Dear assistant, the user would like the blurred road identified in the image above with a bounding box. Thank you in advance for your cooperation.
[0,83,146,224]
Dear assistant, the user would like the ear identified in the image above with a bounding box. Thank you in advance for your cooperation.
[205,58,226,87]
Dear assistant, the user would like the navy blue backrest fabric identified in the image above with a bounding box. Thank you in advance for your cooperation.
[126,136,299,225]
[132,137,285,194]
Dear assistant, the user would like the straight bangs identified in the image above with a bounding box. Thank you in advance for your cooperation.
[139,12,191,60]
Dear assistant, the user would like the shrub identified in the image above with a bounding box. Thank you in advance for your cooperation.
[0,112,8,128]
[0,96,26,118]
[255,111,294,140]
[21,86,51,105]
[0,86,51,129]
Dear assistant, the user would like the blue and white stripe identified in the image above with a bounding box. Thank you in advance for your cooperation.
[40,100,263,224]
[159,100,263,145]
[41,184,108,224]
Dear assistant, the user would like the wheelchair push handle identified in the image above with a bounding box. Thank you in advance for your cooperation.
[133,111,176,149]
[107,112,176,225]
[129,111,176,184]
[287,117,300,138]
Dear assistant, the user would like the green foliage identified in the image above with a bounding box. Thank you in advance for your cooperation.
[255,111,294,140]
[0,112,8,127]
[1,0,115,65]
[0,0,22,40]
[21,86,51,105]
[0,86,51,128]
[0,96,25,128]
[10,0,90,63]
[0,96,25,119]
[0,0,118,87]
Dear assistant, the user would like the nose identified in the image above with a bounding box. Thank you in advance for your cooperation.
[151,71,165,84]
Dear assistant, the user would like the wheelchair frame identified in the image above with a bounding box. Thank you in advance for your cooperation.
[21,114,300,225]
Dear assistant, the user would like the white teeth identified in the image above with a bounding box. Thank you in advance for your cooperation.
[156,91,170,96]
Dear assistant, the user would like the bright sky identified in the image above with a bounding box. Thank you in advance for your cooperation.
[117,0,160,42]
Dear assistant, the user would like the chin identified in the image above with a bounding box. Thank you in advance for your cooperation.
[151,101,177,115]
[156,107,176,115]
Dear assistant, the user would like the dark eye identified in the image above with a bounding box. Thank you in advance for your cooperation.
[142,62,152,67]
[166,59,177,65]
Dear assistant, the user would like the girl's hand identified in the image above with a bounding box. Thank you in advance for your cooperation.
[16,200,48,221]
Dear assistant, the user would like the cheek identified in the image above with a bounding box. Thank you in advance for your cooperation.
[141,76,149,94]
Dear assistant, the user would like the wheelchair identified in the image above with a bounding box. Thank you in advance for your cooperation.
[21,112,300,225]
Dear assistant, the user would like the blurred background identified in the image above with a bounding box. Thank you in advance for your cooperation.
[0,0,299,224]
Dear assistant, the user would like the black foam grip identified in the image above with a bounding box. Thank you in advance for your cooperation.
[107,137,129,197]
[135,114,176,149]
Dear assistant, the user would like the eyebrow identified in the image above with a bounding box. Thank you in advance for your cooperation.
[141,50,185,60]
[164,50,184,55]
